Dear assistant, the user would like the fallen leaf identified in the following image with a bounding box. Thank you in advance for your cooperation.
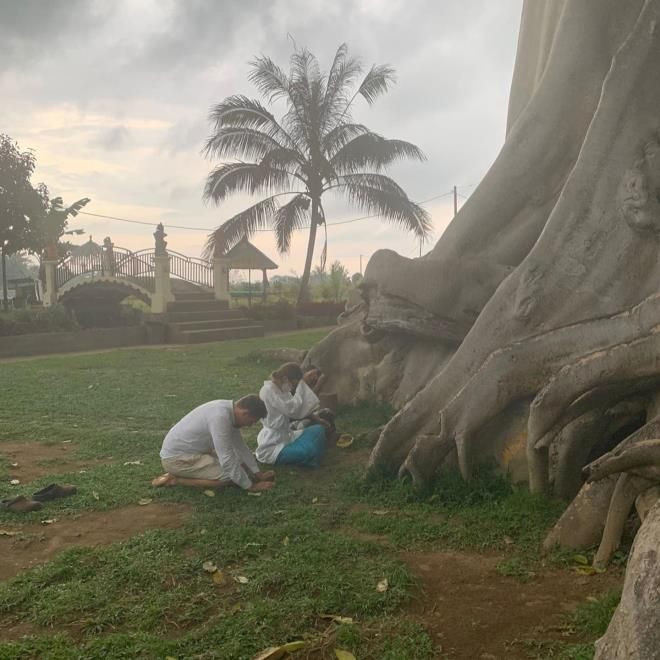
[334,650,356,660]
[202,561,217,573]
[9,479,20,486]
[372,510,389,516]
[200,528,207,535]
[282,536,289,546]
[138,498,152,506]
[92,491,100,501]
[573,565,606,576]
[376,578,389,593]
[203,490,216,497]
[41,519,57,525]
[61,440,72,444]
[123,460,142,466]
[235,575,249,584]
[586,596,599,603]
[336,434,354,448]
[78,469,87,474]
[311,497,319,504]
[573,554,589,565]
[253,641,305,660]
[503,535,514,545]
[10,463,18,468]
[165,394,177,397]
[247,491,262,497]
[320,614,354,624]
[212,570,227,586]
[87,384,94,389]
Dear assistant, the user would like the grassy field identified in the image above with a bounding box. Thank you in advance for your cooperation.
[0,331,621,659]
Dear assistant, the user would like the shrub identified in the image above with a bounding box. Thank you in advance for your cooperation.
[0,304,80,336]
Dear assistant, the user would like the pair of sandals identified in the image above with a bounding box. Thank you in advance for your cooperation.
[1,484,77,513]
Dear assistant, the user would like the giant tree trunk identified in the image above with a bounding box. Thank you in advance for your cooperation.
[307,0,660,484]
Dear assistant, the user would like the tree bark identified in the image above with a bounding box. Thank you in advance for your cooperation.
[297,197,320,305]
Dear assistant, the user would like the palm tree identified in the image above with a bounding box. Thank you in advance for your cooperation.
[203,43,431,304]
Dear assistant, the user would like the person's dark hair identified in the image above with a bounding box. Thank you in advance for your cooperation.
[270,362,303,386]
[236,394,267,419]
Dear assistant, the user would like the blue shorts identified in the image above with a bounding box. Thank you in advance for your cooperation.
[275,424,326,468]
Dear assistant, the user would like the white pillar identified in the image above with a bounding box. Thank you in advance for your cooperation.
[151,255,174,313]
[43,260,58,307]
[213,257,230,303]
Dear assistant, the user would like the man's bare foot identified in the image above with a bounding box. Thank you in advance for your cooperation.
[151,473,177,487]
[255,470,275,482]
[248,480,274,492]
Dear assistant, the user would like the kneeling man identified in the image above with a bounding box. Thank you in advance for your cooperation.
[152,394,275,493]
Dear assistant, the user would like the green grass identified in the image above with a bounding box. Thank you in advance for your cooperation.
[0,331,618,658]
[523,590,621,660]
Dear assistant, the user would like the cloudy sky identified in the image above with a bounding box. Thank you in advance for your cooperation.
[1,0,522,277]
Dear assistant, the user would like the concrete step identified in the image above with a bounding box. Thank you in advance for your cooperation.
[175,325,264,344]
[166,299,229,313]
[170,318,251,331]
[166,309,246,322]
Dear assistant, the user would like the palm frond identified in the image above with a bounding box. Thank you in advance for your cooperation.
[273,193,310,253]
[333,174,431,238]
[208,95,298,150]
[248,56,292,103]
[203,163,295,205]
[202,127,287,161]
[321,44,362,132]
[322,123,370,157]
[330,133,425,174]
[250,55,309,148]
[63,197,91,217]
[356,64,396,105]
[204,194,291,258]
[260,147,306,176]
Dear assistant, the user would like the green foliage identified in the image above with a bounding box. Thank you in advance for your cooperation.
[0,134,47,257]
[0,303,79,336]
[570,590,621,637]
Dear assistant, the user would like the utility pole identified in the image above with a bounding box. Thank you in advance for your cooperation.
[453,185,458,217]
[1,245,8,312]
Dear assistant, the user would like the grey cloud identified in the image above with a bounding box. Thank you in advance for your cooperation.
[0,0,108,73]
[94,125,132,151]
[163,116,208,155]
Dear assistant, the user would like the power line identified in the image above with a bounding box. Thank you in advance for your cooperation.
[77,188,462,233]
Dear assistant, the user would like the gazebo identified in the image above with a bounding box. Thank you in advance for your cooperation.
[224,237,278,304]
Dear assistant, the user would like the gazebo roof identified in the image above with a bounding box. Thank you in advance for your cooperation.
[225,237,278,270]
[70,237,103,257]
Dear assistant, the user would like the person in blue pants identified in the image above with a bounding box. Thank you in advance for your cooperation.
[256,362,329,468]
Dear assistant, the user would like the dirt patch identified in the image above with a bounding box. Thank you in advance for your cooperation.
[0,502,190,581]
[401,550,623,659]
[0,441,110,482]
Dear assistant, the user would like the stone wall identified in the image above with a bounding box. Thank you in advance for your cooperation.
[0,326,153,359]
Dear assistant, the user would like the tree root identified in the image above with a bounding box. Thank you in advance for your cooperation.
[544,416,660,552]
[593,473,653,569]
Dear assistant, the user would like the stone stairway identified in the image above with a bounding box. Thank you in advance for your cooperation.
[165,292,264,344]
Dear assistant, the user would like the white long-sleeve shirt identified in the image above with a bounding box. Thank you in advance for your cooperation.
[160,400,258,490]
[256,379,319,464]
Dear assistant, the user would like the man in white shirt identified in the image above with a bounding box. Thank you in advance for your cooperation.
[152,394,275,493]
